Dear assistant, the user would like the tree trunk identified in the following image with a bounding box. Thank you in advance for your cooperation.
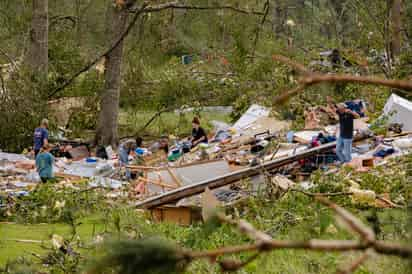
[390,0,402,58]
[95,0,130,147]
[26,0,48,77]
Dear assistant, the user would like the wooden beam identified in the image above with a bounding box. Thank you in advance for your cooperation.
[166,168,182,187]
[136,142,332,208]
[136,135,371,209]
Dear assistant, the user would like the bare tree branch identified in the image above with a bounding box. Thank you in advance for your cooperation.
[251,0,270,56]
[337,249,373,274]
[271,54,309,74]
[47,3,148,98]
[183,198,412,273]
[271,55,412,103]
[217,213,272,244]
[291,189,354,197]
[302,74,412,91]
[137,2,264,15]
[317,197,375,243]
[47,1,265,98]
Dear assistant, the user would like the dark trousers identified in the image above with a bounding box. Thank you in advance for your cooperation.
[34,149,40,157]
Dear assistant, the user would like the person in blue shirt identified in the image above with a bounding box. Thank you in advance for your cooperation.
[33,119,49,157]
[36,144,54,183]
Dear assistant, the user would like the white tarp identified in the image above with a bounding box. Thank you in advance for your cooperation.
[233,104,270,131]
[0,152,29,162]
[383,94,412,131]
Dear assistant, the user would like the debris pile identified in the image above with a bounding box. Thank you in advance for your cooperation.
[2,94,412,224]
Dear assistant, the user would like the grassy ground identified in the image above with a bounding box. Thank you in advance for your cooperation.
[1,195,410,273]
[0,216,106,266]
[118,109,231,139]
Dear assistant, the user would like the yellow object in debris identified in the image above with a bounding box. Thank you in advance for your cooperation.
[349,187,376,206]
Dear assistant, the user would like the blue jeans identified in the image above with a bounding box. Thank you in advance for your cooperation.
[336,137,353,163]
[118,147,131,179]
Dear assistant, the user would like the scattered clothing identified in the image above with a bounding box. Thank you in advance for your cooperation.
[35,151,54,182]
[345,100,365,117]
[373,147,395,158]
[316,133,336,144]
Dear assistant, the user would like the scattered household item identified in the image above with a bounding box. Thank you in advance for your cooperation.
[233,104,270,131]
[383,93,412,131]
[68,145,89,160]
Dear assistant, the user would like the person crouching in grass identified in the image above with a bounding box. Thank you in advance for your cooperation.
[36,143,54,183]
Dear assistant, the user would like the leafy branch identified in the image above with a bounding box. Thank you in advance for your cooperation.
[48,1,265,98]
[91,196,412,273]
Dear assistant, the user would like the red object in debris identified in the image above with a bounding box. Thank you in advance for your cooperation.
[220,56,229,66]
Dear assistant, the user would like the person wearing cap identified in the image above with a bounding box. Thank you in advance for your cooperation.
[33,118,49,157]
[190,117,208,147]
[336,103,360,163]
[36,143,54,183]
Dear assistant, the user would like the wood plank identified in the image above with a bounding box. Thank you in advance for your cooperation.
[136,135,370,209]
[166,168,182,187]
[138,177,177,189]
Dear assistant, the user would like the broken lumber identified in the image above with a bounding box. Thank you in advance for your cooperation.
[136,138,365,209]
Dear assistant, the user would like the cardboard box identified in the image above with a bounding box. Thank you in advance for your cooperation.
[150,206,201,226]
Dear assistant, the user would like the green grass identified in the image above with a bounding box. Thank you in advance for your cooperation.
[1,198,410,273]
[0,216,106,266]
[118,109,231,139]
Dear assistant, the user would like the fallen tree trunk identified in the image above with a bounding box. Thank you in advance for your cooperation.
[136,135,370,209]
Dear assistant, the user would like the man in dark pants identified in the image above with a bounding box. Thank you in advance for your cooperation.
[336,103,360,163]
[33,119,49,157]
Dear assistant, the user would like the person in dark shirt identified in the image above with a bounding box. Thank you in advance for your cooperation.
[336,103,360,163]
[33,119,49,157]
[190,117,208,147]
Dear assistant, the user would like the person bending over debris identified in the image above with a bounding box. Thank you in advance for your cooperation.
[36,144,54,183]
[148,135,169,154]
[336,103,360,163]
[118,137,141,180]
[33,118,49,157]
[190,117,208,147]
